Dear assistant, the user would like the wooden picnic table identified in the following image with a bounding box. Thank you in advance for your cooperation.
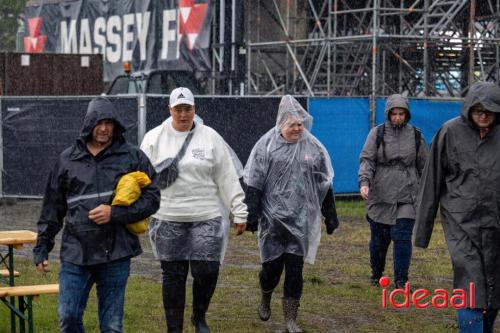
[0,230,37,333]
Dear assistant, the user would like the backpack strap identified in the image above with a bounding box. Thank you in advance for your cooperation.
[375,124,386,161]
[376,123,422,171]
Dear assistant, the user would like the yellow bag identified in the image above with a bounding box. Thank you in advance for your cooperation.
[112,171,152,235]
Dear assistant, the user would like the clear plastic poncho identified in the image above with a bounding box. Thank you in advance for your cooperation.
[243,95,334,264]
[147,115,243,264]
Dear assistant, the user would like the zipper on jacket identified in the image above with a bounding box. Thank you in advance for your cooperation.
[93,157,111,260]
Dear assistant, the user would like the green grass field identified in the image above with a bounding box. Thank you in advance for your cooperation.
[0,200,461,332]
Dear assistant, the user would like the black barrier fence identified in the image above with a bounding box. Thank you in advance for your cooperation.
[0,95,307,197]
[146,96,308,168]
[0,95,464,197]
[1,96,139,197]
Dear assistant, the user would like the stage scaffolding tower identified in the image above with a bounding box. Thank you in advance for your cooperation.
[242,0,500,99]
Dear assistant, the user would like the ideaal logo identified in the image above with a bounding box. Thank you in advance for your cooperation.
[379,276,475,309]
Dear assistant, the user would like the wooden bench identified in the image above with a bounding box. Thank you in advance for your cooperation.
[0,284,59,333]
[0,269,20,278]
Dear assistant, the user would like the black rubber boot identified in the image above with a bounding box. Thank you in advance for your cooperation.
[258,289,273,321]
[370,271,383,286]
[191,311,210,333]
[190,261,219,333]
[394,271,409,289]
[282,298,303,333]
[165,308,184,333]
[483,308,499,333]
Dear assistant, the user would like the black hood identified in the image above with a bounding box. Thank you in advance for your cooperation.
[79,97,126,143]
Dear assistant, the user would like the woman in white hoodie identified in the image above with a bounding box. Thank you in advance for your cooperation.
[140,87,247,333]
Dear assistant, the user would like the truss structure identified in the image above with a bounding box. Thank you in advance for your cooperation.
[243,0,500,98]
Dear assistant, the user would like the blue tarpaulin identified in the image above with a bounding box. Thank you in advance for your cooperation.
[310,97,462,193]
[309,98,370,194]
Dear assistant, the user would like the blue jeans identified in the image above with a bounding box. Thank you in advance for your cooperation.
[367,216,415,284]
[457,308,499,333]
[58,257,131,333]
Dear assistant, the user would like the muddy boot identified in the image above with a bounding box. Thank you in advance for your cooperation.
[282,298,303,333]
[394,271,409,289]
[191,311,210,333]
[258,289,273,321]
[165,308,184,333]
[370,271,383,286]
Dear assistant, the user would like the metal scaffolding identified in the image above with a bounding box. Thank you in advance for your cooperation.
[243,0,500,98]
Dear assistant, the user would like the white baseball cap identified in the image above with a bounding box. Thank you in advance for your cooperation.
[169,87,195,107]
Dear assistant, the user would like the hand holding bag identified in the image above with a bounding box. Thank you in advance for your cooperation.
[112,171,152,235]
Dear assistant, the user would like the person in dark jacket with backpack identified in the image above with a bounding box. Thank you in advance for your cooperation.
[33,97,160,333]
[358,94,429,288]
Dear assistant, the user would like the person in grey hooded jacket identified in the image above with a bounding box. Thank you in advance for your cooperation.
[415,82,500,333]
[358,94,429,288]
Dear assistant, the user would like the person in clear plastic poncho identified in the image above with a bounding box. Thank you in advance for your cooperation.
[244,95,339,333]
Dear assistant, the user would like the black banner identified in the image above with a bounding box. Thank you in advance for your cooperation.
[24,0,212,81]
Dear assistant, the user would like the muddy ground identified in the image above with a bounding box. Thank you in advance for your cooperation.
[0,199,259,280]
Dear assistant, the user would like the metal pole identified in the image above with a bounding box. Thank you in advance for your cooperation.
[229,0,236,95]
[370,0,378,128]
[219,0,225,75]
[327,0,332,95]
[382,49,386,95]
[469,0,476,86]
[211,6,216,94]
[0,97,3,198]
[247,5,252,99]
[398,0,403,92]
[497,0,499,83]
[333,0,338,94]
[256,0,260,93]
[138,94,146,144]
[423,0,429,96]
[284,2,290,92]
[247,44,251,94]
[272,0,315,95]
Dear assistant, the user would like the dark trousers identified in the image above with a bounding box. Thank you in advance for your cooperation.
[368,216,415,284]
[161,261,219,322]
[259,254,304,300]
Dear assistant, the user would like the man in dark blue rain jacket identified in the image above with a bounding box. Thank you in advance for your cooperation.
[33,97,160,333]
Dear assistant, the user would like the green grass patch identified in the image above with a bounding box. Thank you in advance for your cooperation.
[0,200,463,332]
